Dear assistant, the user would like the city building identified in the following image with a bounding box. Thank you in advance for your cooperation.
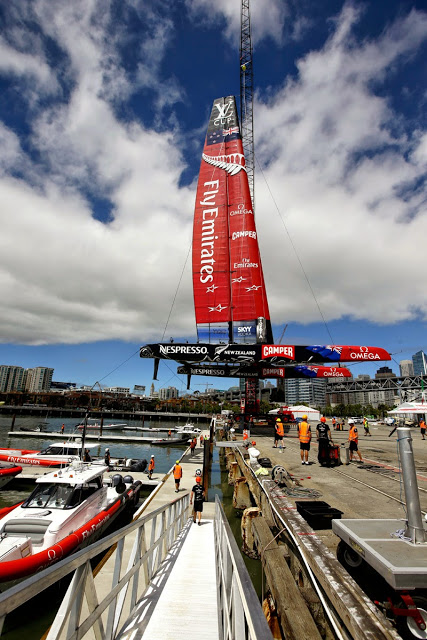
[0,365,26,392]
[24,367,54,393]
[104,386,130,395]
[399,360,414,377]
[412,351,427,376]
[158,386,179,400]
[284,378,327,407]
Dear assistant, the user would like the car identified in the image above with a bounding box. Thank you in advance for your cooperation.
[349,417,363,424]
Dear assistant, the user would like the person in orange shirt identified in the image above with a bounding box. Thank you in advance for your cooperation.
[173,460,182,492]
[298,415,311,465]
[420,419,426,441]
[148,455,155,479]
[274,418,285,452]
[348,420,363,462]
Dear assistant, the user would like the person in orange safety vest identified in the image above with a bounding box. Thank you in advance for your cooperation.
[348,420,363,462]
[298,415,311,465]
[274,418,285,452]
[420,419,426,440]
[148,455,155,479]
[173,460,183,493]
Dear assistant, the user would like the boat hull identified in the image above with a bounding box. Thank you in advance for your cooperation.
[0,481,141,591]
[0,464,22,490]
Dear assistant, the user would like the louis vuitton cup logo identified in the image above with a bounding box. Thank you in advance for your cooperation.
[202,152,247,176]
[213,101,233,126]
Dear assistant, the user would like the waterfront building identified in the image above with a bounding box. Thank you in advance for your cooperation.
[159,386,179,400]
[24,367,53,393]
[105,386,131,395]
[413,351,427,376]
[0,365,26,392]
[399,360,414,377]
[284,378,326,407]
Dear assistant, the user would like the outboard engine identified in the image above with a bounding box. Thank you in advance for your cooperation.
[123,475,134,485]
[112,473,126,494]
[130,459,147,472]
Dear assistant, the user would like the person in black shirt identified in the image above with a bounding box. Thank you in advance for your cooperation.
[190,476,204,525]
[316,417,333,466]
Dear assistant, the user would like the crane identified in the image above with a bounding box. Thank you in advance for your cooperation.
[240,0,255,208]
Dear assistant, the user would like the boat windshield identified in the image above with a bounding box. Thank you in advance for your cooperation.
[39,445,79,457]
[22,483,75,509]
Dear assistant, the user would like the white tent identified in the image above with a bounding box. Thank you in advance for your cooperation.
[388,402,427,415]
[289,405,321,422]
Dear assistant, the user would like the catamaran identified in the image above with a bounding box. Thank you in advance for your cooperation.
[140,96,390,396]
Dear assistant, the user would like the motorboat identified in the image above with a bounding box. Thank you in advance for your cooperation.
[175,424,201,435]
[0,461,141,590]
[0,463,22,490]
[0,442,97,468]
[0,442,148,472]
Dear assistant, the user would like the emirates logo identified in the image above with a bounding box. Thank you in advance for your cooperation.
[202,152,247,176]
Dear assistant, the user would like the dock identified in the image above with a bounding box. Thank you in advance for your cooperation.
[0,420,425,639]
[7,430,192,444]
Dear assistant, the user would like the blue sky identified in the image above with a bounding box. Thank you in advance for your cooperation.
[0,0,426,394]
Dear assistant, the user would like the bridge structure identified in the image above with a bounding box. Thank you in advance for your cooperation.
[327,374,427,396]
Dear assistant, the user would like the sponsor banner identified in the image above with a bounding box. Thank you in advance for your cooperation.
[140,343,390,364]
[177,365,258,378]
[197,324,230,344]
[232,321,256,344]
[262,345,295,360]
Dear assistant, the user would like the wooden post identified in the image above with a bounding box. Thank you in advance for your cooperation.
[10,414,16,431]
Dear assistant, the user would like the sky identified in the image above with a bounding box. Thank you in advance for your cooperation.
[0,0,426,394]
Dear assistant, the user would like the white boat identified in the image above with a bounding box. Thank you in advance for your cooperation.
[175,424,201,435]
[0,462,141,590]
[76,419,127,431]
[0,442,147,472]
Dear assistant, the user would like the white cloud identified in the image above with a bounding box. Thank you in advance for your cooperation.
[254,6,427,327]
[0,0,426,351]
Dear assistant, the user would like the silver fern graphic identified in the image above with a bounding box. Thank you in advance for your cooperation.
[202,152,247,175]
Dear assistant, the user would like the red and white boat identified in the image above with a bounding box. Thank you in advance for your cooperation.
[0,461,141,590]
[0,442,94,468]
[0,463,22,490]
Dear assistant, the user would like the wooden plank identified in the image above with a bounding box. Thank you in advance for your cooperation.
[252,517,322,640]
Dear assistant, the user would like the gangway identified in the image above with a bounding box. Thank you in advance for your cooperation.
[0,495,272,640]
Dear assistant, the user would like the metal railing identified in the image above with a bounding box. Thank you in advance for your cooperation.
[0,493,190,639]
[214,496,273,640]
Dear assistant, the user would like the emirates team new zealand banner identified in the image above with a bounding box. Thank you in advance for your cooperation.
[140,342,391,365]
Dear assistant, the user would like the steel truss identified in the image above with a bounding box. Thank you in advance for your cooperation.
[328,375,427,395]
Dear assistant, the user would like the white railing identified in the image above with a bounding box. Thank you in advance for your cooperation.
[214,496,273,640]
[0,493,190,639]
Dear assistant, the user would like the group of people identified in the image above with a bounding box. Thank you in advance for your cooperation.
[272,414,363,466]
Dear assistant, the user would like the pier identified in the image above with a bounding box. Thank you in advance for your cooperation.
[0,420,425,639]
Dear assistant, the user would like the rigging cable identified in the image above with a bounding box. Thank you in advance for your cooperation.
[255,155,335,344]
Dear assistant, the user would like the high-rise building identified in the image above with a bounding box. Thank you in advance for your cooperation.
[0,365,26,392]
[284,379,326,406]
[399,360,414,377]
[412,351,427,376]
[25,367,54,392]
[159,386,179,400]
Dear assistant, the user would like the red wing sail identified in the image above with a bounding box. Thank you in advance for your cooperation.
[192,96,272,344]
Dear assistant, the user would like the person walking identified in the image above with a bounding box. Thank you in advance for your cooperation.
[332,417,336,430]
[173,460,182,492]
[274,417,285,450]
[190,437,197,456]
[348,420,363,463]
[190,476,205,525]
[148,455,155,479]
[363,417,371,436]
[168,429,172,439]
[200,434,204,447]
[316,417,332,466]
[298,415,312,465]
[420,419,426,440]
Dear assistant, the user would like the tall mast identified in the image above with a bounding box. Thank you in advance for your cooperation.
[240,0,254,209]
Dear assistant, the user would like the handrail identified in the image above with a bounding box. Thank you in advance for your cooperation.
[0,493,190,639]
[214,495,273,640]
